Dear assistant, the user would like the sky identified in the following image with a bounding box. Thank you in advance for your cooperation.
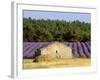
[23,10,91,23]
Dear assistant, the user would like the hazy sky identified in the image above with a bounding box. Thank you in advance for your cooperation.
[23,10,91,23]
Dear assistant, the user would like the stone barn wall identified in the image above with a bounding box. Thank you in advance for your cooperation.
[40,42,73,59]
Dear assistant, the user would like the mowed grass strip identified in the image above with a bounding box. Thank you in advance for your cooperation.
[23,58,91,69]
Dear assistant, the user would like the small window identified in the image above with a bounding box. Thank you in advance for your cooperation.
[56,50,58,53]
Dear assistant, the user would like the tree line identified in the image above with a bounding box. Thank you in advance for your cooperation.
[23,17,91,42]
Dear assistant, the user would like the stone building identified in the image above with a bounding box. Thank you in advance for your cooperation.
[39,42,73,59]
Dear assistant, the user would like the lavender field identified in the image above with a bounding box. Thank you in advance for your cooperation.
[23,42,91,58]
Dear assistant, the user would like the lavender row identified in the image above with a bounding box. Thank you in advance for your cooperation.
[23,42,50,57]
[23,42,91,58]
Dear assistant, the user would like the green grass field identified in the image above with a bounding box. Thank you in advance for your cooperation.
[23,58,91,69]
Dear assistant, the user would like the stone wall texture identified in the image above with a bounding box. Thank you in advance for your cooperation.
[40,42,73,59]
